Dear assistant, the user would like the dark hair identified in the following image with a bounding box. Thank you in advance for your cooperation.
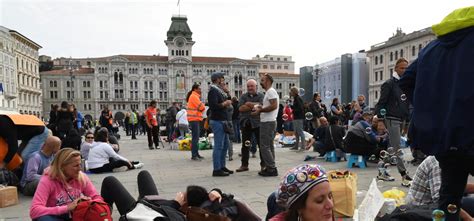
[149,100,157,106]
[313,93,320,100]
[85,131,94,138]
[285,191,309,221]
[186,185,208,207]
[263,73,274,83]
[186,83,200,102]
[396,58,408,66]
[329,116,339,125]
[95,127,109,142]
[332,98,338,105]
[61,101,69,109]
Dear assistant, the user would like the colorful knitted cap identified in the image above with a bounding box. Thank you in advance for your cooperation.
[276,164,328,209]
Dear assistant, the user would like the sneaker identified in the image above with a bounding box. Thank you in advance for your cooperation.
[304,155,316,161]
[251,153,256,158]
[236,166,249,172]
[155,146,161,150]
[191,156,202,161]
[133,163,144,169]
[377,172,395,181]
[403,174,413,181]
[148,146,154,150]
[197,155,205,159]
[212,170,229,177]
[401,178,412,187]
[131,161,140,165]
[113,166,128,172]
[222,167,234,174]
[258,168,278,177]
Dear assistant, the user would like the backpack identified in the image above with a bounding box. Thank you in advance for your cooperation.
[72,199,112,221]
[0,168,19,187]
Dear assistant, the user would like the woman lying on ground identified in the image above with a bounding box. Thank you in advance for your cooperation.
[100,170,258,220]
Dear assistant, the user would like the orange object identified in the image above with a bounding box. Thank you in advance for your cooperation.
[187,91,205,122]
[4,114,44,126]
[0,137,22,170]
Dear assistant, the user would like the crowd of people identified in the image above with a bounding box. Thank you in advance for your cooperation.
[0,6,472,220]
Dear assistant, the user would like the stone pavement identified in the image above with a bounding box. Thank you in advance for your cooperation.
[0,132,418,220]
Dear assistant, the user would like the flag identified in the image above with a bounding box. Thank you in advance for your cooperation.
[177,0,180,6]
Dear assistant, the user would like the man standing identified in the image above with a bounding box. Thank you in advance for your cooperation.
[100,106,113,133]
[375,57,412,187]
[399,7,474,220]
[308,93,324,132]
[20,136,61,196]
[187,83,206,161]
[208,72,234,177]
[289,87,305,151]
[129,109,138,140]
[145,100,160,150]
[165,102,179,142]
[236,79,264,172]
[253,73,279,177]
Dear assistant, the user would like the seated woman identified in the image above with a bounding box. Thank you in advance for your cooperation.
[100,170,243,220]
[30,148,102,221]
[322,116,345,157]
[87,127,142,173]
[269,164,334,221]
[344,112,378,157]
[94,126,119,152]
[80,131,94,160]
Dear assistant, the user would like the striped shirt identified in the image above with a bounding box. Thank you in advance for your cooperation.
[406,156,441,206]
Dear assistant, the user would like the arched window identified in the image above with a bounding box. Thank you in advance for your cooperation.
[412,46,416,56]
[400,49,404,58]
[114,72,118,83]
[380,55,383,64]
[186,50,189,56]
[375,56,378,65]
[395,51,398,60]
[390,52,393,61]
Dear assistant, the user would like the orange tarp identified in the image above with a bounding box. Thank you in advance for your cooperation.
[3,114,44,126]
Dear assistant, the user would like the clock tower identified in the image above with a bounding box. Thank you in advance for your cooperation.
[165,15,195,62]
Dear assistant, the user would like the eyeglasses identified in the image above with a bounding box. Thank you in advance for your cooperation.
[86,136,94,139]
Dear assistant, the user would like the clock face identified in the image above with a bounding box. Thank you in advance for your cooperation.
[176,39,185,48]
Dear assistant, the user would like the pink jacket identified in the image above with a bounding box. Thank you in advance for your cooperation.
[269,212,287,221]
[30,171,102,219]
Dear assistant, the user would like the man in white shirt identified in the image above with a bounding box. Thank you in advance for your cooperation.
[253,73,279,176]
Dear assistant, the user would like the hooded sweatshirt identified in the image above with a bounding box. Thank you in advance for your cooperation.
[399,6,474,155]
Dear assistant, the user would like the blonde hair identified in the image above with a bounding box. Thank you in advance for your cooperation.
[48,148,86,186]
[290,86,299,95]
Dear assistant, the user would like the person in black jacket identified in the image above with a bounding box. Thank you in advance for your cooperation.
[55,101,74,140]
[323,116,345,156]
[208,72,234,177]
[375,58,412,186]
[289,87,305,151]
[48,104,59,136]
[61,128,82,150]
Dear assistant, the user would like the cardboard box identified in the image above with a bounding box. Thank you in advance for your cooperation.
[0,186,19,208]
[283,130,294,137]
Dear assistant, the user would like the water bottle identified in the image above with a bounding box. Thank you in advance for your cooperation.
[432,209,445,221]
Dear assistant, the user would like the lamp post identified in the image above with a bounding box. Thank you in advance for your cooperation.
[68,59,77,102]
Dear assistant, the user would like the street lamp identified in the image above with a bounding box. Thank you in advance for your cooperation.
[68,59,77,102]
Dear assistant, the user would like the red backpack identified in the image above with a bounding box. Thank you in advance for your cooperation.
[72,199,113,221]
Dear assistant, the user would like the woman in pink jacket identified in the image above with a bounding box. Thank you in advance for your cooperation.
[30,148,102,221]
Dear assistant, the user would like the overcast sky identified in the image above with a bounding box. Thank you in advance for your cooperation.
[1,0,471,71]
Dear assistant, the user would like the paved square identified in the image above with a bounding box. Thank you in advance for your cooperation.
[0,132,418,220]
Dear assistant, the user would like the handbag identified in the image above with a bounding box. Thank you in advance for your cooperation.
[222,121,233,134]
[327,170,357,217]
[183,206,230,221]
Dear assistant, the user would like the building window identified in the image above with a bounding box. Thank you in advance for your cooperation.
[284,58,287,61]
[338,89,341,95]
[418,44,422,53]
[284,66,288,70]
[390,52,393,61]
[380,55,383,64]
[380,71,383,81]
[172,50,174,56]
[375,90,378,99]
[390,68,393,74]
[270,65,275,69]
[375,71,378,81]
[412,46,416,56]
[400,49,404,58]
[395,51,398,60]
[375,56,378,65]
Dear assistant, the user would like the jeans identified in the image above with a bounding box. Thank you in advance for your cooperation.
[22,179,40,196]
[283,121,293,131]
[189,121,200,158]
[166,122,175,141]
[210,120,229,171]
[232,119,241,143]
[101,170,159,215]
[240,124,261,167]
[436,151,474,221]
[260,121,276,169]
[385,118,407,174]
[21,126,49,164]
[130,124,137,139]
[314,141,326,154]
[146,126,159,148]
[293,119,305,150]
